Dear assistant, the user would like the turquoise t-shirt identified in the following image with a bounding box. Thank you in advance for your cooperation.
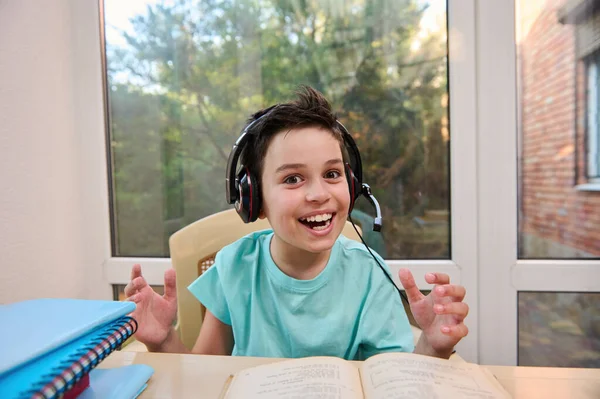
[187,230,414,360]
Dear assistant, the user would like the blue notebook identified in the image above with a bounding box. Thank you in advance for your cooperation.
[80,365,154,399]
[0,299,139,399]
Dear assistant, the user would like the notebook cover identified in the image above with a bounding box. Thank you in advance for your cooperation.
[0,316,137,398]
[78,365,154,399]
[63,373,90,399]
[0,299,135,377]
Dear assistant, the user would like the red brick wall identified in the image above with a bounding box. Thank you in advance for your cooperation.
[520,0,600,257]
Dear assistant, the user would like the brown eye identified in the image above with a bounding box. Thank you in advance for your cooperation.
[284,175,302,185]
[325,170,342,179]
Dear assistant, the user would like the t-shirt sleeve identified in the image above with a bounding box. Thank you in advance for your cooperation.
[187,251,232,325]
[358,252,415,360]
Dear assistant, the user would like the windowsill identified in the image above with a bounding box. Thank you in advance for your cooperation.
[574,183,600,191]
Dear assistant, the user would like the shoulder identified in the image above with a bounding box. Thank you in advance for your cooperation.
[188,230,272,312]
[336,234,386,264]
[213,228,273,268]
[334,234,392,284]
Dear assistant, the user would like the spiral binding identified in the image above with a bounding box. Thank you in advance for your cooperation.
[18,316,138,399]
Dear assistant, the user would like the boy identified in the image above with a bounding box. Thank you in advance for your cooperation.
[124,86,468,360]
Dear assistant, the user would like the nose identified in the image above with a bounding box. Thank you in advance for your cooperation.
[305,179,331,203]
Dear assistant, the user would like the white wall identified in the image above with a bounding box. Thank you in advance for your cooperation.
[0,0,112,303]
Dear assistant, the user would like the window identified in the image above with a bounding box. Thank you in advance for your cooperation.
[587,52,600,182]
[518,292,600,368]
[513,0,600,368]
[102,0,451,260]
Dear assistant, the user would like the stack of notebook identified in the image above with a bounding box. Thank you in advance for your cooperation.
[0,299,154,399]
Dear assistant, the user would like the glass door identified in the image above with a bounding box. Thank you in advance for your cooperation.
[478,0,600,367]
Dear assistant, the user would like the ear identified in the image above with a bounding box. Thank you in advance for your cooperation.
[258,209,266,219]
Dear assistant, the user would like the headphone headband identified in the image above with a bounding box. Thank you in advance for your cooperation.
[226,114,363,206]
[225,118,260,204]
[336,120,363,186]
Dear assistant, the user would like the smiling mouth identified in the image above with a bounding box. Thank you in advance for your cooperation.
[298,213,335,231]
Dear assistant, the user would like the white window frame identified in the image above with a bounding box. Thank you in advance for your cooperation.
[92,0,481,362]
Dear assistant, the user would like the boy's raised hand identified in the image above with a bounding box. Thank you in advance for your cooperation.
[124,264,178,349]
[398,268,469,358]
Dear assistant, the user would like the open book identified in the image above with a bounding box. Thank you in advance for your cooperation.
[221,352,511,399]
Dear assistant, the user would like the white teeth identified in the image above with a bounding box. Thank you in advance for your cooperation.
[312,220,331,231]
[301,213,333,222]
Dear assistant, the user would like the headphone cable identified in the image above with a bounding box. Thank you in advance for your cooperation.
[348,215,410,306]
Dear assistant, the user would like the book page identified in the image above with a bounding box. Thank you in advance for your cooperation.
[224,356,364,399]
[360,353,511,399]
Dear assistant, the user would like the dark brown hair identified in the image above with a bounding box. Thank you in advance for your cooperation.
[240,85,346,180]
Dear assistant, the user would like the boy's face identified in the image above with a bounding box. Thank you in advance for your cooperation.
[260,126,350,255]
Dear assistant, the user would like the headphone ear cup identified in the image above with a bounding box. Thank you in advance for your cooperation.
[235,167,262,223]
[345,163,360,213]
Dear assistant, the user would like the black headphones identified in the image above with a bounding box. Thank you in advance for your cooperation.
[225,108,413,307]
[225,108,383,231]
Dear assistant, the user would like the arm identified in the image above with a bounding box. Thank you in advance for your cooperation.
[186,251,237,355]
[145,327,189,353]
[147,310,234,355]
[191,310,234,355]
[414,333,453,359]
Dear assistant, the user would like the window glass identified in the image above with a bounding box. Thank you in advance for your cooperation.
[103,0,450,259]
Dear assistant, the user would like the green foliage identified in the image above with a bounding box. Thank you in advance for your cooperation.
[105,0,450,258]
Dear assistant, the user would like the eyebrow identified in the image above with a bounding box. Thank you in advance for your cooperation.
[274,158,343,174]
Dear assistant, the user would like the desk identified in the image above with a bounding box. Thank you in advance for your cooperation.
[100,351,600,398]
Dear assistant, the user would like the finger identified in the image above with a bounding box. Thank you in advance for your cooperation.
[126,293,142,303]
[398,268,425,303]
[441,323,469,338]
[163,268,177,300]
[124,295,138,318]
[433,302,469,320]
[123,282,136,297]
[425,272,450,285]
[131,264,143,281]
[434,284,466,301]
[131,276,148,292]
[123,276,144,297]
